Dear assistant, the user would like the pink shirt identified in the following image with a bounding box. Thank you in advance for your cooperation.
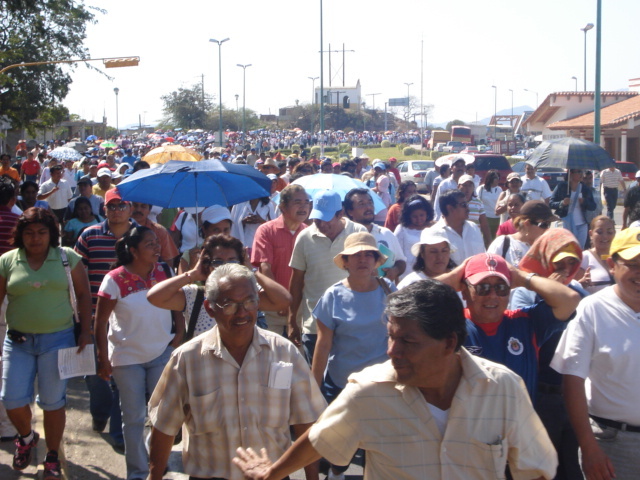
[251,215,307,288]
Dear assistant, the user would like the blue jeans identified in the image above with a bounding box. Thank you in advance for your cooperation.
[111,346,173,480]
[85,374,123,442]
[1,327,75,411]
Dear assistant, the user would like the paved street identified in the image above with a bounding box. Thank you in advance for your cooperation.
[0,376,364,480]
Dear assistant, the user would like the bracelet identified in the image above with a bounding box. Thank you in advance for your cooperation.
[525,272,538,289]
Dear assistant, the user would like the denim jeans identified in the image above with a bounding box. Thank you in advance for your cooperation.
[2,327,75,411]
[85,374,123,442]
[111,346,173,480]
[301,333,317,365]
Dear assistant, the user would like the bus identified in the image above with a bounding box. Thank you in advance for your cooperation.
[451,125,471,144]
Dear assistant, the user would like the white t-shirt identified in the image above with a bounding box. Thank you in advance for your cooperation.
[393,225,423,278]
[38,179,73,210]
[476,185,502,219]
[230,200,276,249]
[370,223,407,264]
[551,286,640,425]
[487,235,530,268]
[397,271,429,289]
[433,177,459,219]
[520,175,552,201]
[98,264,174,367]
[430,220,485,267]
[580,249,614,294]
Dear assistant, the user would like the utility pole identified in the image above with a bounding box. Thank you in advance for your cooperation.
[366,93,381,111]
[322,44,355,87]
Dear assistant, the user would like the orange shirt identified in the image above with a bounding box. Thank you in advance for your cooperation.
[0,166,20,182]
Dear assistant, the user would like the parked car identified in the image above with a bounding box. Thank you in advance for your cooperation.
[434,142,447,152]
[396,159,434,193]
[473,154,512,187]
[461,146,479,154]
[442,141,465,153]
[615,161,637,181]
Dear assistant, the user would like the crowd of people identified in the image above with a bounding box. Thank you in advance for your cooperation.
[0,138,639,480]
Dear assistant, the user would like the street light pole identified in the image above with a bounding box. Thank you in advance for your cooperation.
[210,37,230,148]
[509,88,513,117]
[113,87,119,135]
[524,89,539,108]
[491,85,497,141]
[308,76,318,104]
[581,23,594,91]
[237,63,252,144]
[571,76,578,92]
[404,82,413,122]
[319,0,325,155]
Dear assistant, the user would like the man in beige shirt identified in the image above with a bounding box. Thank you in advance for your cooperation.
[147,264,326,480]
[234,280,557,480]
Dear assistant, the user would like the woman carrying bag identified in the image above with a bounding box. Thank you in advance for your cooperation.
[0,207,92,478]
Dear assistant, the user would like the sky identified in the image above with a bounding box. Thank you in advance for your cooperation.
[61,0,640,130]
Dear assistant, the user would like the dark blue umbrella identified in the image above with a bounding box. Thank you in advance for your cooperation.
[527,137,615,171]
[116,159,272,208]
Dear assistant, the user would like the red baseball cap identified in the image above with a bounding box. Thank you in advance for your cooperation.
[105,188,128,205]
[463,253,511,286]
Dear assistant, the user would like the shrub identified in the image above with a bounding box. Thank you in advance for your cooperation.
[381,140,391,148]
[396,143,407,152]
[403,146,416,156]
[338,143,350,153]
[310,146,322,154]
[291,144,300,151]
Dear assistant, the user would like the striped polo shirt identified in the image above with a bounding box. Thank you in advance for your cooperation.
[74,219,139,311]
[0,206,19,256]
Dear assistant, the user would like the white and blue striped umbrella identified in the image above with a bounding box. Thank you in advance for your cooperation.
[48,147,83,161]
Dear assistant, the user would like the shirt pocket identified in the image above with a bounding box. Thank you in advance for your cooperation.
[187,388,222,435]
[259,386,290,428]
[467,437,507,479]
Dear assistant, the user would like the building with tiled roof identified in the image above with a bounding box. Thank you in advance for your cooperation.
[521,80,640,164]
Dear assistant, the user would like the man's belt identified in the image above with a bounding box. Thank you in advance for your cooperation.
[603,187,618,190]
[590,415,640,432]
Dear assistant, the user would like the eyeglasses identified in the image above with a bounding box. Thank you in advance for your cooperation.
[106,203,129,212]
[468,282,510,297]
[215,297,259,315]
[530,220,550,229]
[209,259,241,267]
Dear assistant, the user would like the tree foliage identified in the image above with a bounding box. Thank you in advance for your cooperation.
[0,0,102,129]
[161,84,214,130]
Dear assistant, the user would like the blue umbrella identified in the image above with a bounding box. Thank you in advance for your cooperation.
[280,173,388,213]
[116,159,272,208]
[86,134,98,142]
[527,137,615,171]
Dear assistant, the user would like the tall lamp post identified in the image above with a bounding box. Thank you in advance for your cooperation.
[210,37,230,148]
[581,23,594,91]
[308,76,318,104]
[571,76,578,92]
[237,63,252,143]
[524,88,539,108]
[491,85,497,141]
[113,87,120,135]
[404,82,413,122]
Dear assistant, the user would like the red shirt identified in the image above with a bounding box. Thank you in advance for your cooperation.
[22,159,40,176]
[384,203,402,232]
[496,219,517,236]
[251,215,307,288]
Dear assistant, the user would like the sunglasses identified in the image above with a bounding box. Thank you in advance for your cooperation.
[530,220,551,229]
[208,259,241,267]
[468,282,510,297]
[106,203,129,212]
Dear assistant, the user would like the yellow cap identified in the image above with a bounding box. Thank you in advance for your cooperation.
[610,228,640,260]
